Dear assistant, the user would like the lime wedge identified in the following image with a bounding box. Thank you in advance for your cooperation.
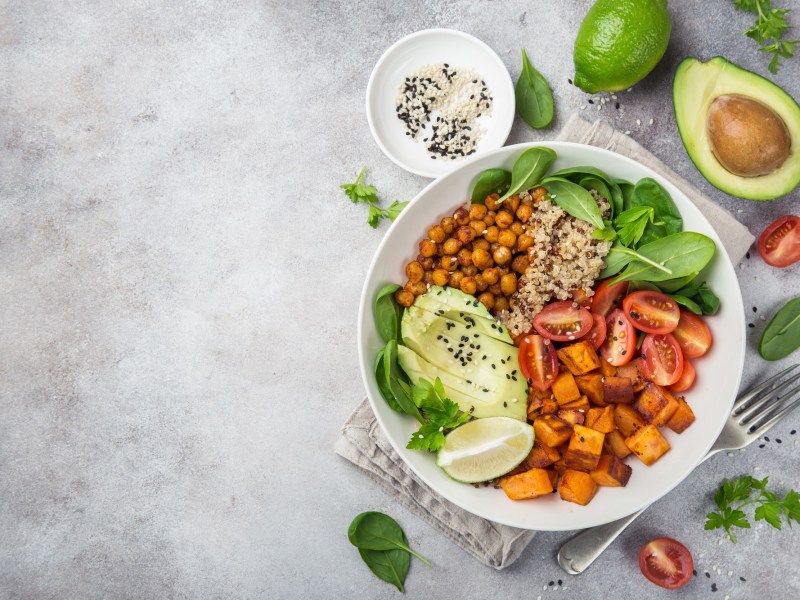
[436,417,535,483]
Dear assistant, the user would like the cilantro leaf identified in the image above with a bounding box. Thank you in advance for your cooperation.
[407,422,446,452]
[341,166,407,228]
[733,0,798,73]
[405,378,472,453]
[733,0,758,12]
[755,502,784,529]
[386,200,409,222]
[783,489,800,524]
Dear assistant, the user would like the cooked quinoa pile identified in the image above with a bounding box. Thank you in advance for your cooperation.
[500,191,612,336]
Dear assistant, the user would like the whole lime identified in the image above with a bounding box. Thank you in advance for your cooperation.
[573,0,672,93]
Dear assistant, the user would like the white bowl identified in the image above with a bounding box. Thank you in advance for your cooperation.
[357,142,746,531]
[366,29,515,178]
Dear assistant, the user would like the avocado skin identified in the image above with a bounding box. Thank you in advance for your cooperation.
[673,56,800,200]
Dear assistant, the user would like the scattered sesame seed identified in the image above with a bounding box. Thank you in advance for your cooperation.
[649,118,654,125]
[636,119,641,126]
[624,130,631,135]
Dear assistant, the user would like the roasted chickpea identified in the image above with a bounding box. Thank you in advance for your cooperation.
[493,246,512,265]
[469,204,488,221]
[498,229,517,248]
[472,238,490,251]
[405,261,424,282]
[417,255,434,270]
[457,248,473,267]
[428,225,446,244]
[516,204,533,223]
[460,276,477,295]
[463,264,478,277]
[489,282,503,296]
[432,268,449,286]
[520,194,534,207]
[440,255,459,271]
[441,216,456,234]
[516,234,534,253]
[395,289,414,307]
[484,226,499,243]
[509,221,525,237]
[442,237,462,255]
[511,255,530,274]
[532,186,547,202]
[456,226,476,244]
[484,210,496,226]
[419,239,437,257]
[471,248,492,269]
[469,220,487,235]
[495,210,514,229]
[503,195,520,213]
[485,193,501,211]
[405,280,427,296]
[453,207,470,225]
[477,292,495,310]
[474,273,489,292]
[448,270,465,288]
[494,296,510,312]
[423,270,434,285]
[500,272,518,296]
[482,267,500,284]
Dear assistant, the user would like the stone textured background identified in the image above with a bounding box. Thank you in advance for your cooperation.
[1,1,799,598]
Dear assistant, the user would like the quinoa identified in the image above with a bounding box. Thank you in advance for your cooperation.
[500,191,612,336]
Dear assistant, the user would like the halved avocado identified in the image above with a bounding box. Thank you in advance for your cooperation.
[673,56,800,200]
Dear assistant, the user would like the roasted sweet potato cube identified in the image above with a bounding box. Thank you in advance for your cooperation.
[590,454,633,487]
[563,425,605,471]
[552,371,582,404]
[616,358,647,391]
[544,469,559,488]
[585,405,615,433]
[667,396,696,434]
[557,409,586,427]
[533,415,573,447]
[576,373,605,406]
[500,468,554,500]
[559,469,598,505]
[603,376,635,404]
[625,424,671,466]
[541,396,558,414]
[635,383,679,426]
[512,441,561,473]
[559,395,591,411]
[557,341,602,376]
[599,359,617,378]
[614,404,647,437]
[604,429,632,458]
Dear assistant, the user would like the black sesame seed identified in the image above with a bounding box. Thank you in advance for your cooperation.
[483,388,488,393]
[492,364,496,369]
[503,401,507,407]
[749,323,755,328]
[693,569,697,577]
[746,251,751,259]
[705,572,711,578]
[437,335,443,340]
[548,581,554,587]
[711,583,718,592]
[759,444,765,448]
[580,436,585,442]
[482,355,487,360]
[588,99,594,104]
[777,438,782,443]
[615,102,620,109]
[740,576,746,582]
[753,306,757,312]
[557,580,563,586]
[568,78,573,84]
[765,436,770,441]
[791,430,796,435]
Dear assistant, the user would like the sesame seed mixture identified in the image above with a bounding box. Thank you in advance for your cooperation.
[395,63,493,160]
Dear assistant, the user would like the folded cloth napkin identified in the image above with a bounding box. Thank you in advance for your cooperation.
[335,115,755,570]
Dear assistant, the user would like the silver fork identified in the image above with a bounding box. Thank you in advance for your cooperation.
[557,363,800,575]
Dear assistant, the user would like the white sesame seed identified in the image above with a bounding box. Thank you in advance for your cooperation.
[727,452,734,457]
[612,95,617,99]
[624,130,631,135]
[728,570,733,577]
[738,208,744,213]
[543,585,548,591]
[636,119,641,126]
[755,465,761,471]
[718,539,724,545]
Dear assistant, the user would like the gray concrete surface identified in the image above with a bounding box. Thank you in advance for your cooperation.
[2,0,799,598]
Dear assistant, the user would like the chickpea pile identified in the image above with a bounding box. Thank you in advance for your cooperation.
[395,187,548,314]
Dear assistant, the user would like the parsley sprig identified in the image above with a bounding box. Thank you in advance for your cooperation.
[733,0,799,74]
[705,475,800,542]
[406,377,471,452]
[340,166,409,228]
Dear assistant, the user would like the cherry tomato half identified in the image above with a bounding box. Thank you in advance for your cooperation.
[585,313,607,350]
[622,290,680,334]
[641,333,685,386]
[672,310,712,358]
[518,334,559,392]
[571,287,592,308]
[591,279,629,316]
[639,537,694,590]
[668,360,695,393]
[532,301,593,342]
[758,214,800,268]
[600,309,636,366]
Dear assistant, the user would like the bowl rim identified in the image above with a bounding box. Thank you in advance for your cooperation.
[357,140,746,530]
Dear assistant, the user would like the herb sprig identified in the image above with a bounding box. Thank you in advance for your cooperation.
[341,166,408,228]
[732,0,799,74]
[705,475,800,542]
[406,378,471,452]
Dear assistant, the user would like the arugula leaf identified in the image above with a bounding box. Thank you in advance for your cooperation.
[732,0,798,73]
[341,166,407,228]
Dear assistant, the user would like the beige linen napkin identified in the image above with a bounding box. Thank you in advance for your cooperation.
[335,115,755,570]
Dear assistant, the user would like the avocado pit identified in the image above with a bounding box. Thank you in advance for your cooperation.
[706,95,791,178]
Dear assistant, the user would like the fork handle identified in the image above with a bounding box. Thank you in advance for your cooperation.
[556,508,646,574]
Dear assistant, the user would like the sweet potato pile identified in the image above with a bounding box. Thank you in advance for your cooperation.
[499,340,696,505]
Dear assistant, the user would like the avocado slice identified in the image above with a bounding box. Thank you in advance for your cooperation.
[673,56,800,200]
[405,305,513,345]
[397,345,527,421]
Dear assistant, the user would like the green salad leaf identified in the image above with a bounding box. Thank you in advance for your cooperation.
[759,296,800,360]
[515,48,554,129]
[470,168,512,203]
[541,176,605,229]
[499,146,557,202]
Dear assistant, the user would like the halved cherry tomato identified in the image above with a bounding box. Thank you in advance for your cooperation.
[532,301,593,342]
[591,279,629,316]
[518,334,559,391]
[639,537,693,590]
[600,309,636,366]
[622,290,680,334]
[641,333,685,386]
[585,313,607,350]
[672,310,712,358]
[668,360,695,393]
[758,214,800,268]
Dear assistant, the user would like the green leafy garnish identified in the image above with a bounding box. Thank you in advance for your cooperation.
[406,378,471,452]
[732,0,799,74]
[614,206,655,247]
[498,146,557,202]
[515,48,554,129]
[705,475,800,542]
[541,177,605,230]
[341,166,408,228]
[759,296,800,360]
[470,168,512,203]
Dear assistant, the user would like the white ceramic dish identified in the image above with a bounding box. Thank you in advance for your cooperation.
[358,142,746,531]
[366,29,515,179]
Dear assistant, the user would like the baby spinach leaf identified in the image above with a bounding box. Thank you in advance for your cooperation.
[628,178,683,245]
[383,341,423,423]
[627,280,661,293]
[612,232,716,283]
[358,547,409,592]
[579,176,612,205]
[374,347,402,413]
[499,147,557,202]
[548,165,614,183]
[541,177,604,229]
[470,168,512,203]
[599,242,633,278]
[615,178,635,211]
[759,296,800,360]
[666,279,721,315]
[348,512,432,566]
[656,273,699,293]
[515,48,554,129]
[671,294,703,315]
[375,283,402,344]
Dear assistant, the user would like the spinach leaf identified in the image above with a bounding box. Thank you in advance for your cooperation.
[579,176,612,205]
[615,178,635,211]
[591,219,617,241]
[548,165,615,183]
[628,178,683,245]
[383,341,424,423]
[667,279,720,315]
[759,297,800,360]
[627,280,661,293]
[671,294,703,315]
[599,242,633,278]
[499,147,557,202]
[656,273,698,293]
[470,168,512,203]
[348,512,432,566]
[374,347,402,413]
[612,232,716,283]
[358,547,409,592]
[541,177,605,229]
[375,283,402,343]
[515,48,554,129]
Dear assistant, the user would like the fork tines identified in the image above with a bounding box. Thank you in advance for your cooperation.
[735,364,800,434]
